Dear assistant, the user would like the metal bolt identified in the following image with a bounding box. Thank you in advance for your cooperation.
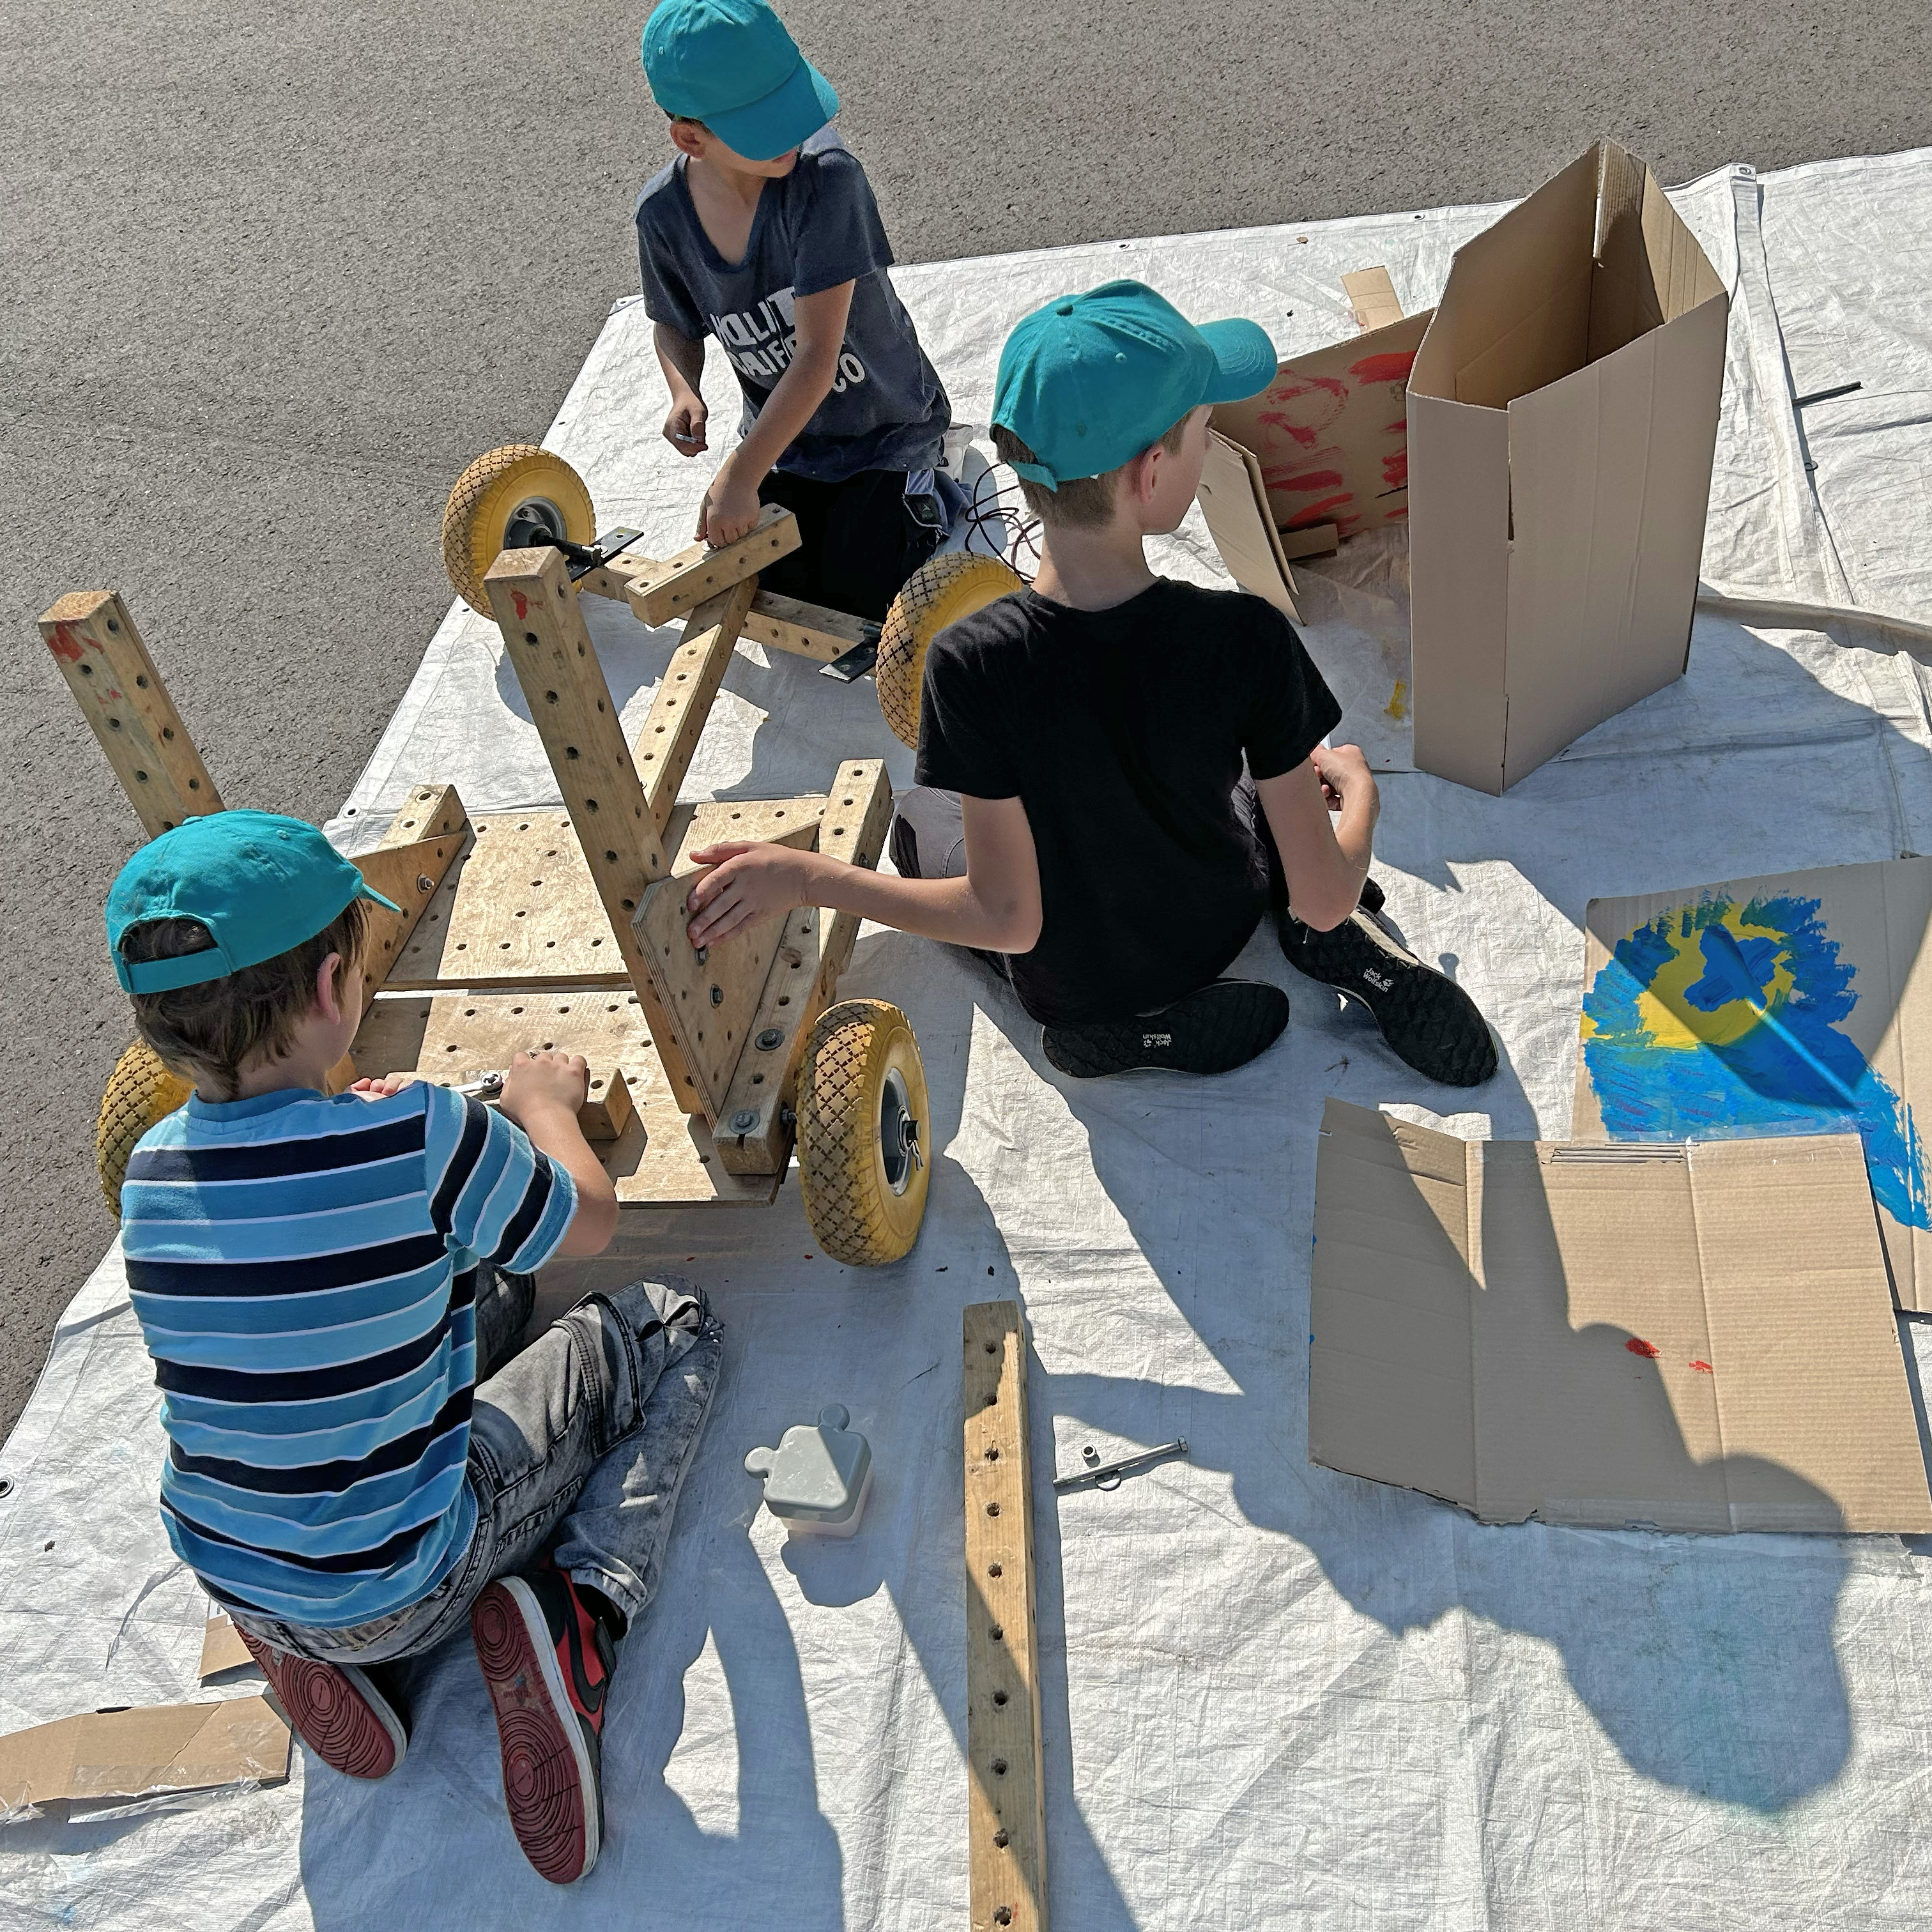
[710,985,724,1006]
[417,874,434,894]
[730,1109,759,1133]
[756,1028,783,1050]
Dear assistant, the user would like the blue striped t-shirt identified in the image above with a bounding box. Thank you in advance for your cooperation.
[120,1080,577,1628]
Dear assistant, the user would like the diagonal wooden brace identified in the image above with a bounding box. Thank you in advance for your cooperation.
[633,578,760,833]
[40,591,223,836]
[485,544,705,1114]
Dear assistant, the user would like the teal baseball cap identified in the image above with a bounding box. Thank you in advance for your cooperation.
[641,0,839,164]
[106,810,400,995]
[992,280,1277,489]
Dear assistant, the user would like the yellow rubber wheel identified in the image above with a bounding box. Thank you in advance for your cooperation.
[96,1039,191,1218]
[875,553,1026,749]
[797,1000,931,1267]
[441,445,597,615]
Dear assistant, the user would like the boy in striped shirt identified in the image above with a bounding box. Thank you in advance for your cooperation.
[110,811,721,1885]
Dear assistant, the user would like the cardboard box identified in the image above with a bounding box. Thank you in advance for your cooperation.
[1210,308,1429,546]
[1575,856,1932,1312]
[1310,1099,1932,1533]
[1407,141,1728,793]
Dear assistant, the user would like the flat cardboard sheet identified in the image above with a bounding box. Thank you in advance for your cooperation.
[1574,857,1932,1312]
[1407,141,1729,793]
[1193,429,1302,620]
[0,1697,289,1807]
[10,148,1932,1930]
[1312,1100,1932,1531]
[198,1613,254,1682]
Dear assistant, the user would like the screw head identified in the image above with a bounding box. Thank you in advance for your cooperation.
[710,985,724,1006]
[756,1028,784,1050]
[730,1108,758,1133]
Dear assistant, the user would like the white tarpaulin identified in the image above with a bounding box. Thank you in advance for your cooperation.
[6,148,1932,1929]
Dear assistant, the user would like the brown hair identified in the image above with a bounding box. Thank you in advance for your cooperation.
[992,417,1192,530]
[121,900,369,1101]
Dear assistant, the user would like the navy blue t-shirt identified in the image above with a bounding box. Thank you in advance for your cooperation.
[636,130,950,482]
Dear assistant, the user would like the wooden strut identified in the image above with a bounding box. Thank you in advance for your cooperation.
[962,1300,1049,1932]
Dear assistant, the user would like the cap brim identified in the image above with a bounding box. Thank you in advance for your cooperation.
[1197,318,1279,406]
[705,58,839,163]
[356,880,403,916]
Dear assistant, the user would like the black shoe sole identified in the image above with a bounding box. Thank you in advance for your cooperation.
[1041,980,1290,1079]
[1277,907,1497,1087]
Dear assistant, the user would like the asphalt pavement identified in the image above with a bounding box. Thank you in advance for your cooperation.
[4,0,1929,1441]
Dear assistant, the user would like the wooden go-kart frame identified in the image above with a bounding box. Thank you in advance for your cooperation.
[43,502,907,1214]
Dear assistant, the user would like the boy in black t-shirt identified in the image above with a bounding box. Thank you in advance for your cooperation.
[679,280,1496,1085]
[637,0,951,620]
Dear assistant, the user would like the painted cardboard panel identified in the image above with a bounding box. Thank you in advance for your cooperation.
[1574,857,1932,1312]
[1407,140,1729,794]
[1312,1100,1932,1533]
[1211,309,1429,542]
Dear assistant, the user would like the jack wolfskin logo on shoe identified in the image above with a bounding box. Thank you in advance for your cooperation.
[1363,969,1393,992]
[1141,1032,1172,1048]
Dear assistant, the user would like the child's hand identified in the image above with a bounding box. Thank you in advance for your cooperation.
[664,395,709,456]
[1312,742,1376,815]
[349,1072,417,1101]
[696,461,763,547]
[499,1049,590,1124]
[684,841,818,947]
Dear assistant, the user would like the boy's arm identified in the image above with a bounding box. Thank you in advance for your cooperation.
[683,793,1043,954]
[497,1051,620,1257]
[655,321,711,456]
[1256,745,1378,932]
[696,280,855,546]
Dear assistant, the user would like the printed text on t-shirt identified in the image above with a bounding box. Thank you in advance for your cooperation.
[709,286,868,392]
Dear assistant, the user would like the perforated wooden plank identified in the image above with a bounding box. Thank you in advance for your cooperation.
[963,1301,1048,1932]
[484,545,701,1112]
[716,760,893,1174]
[739,592,874,665]
[350,991,776,1206]
[623,505,800,627]
[40,590,222,835]
[636,579,760,832]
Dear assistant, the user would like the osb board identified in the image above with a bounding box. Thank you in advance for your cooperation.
[352,991,779,1206]
[390,801,825,991]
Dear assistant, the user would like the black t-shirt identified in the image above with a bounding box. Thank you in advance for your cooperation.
[914,579,1342,1025]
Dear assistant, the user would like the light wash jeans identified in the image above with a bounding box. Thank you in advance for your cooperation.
[230,1270,721,1666]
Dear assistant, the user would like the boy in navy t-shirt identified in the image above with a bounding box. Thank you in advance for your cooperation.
[637,0,951,619]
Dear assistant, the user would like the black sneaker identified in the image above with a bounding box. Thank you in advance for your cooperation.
[1041,979,1290,1078]
[1276,894,1497,1086]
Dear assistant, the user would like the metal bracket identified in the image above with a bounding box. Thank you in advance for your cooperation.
[818,625,882,682]
[1052,1438,1188,1493]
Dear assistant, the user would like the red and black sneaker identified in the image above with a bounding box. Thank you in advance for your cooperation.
[236,1629,406,1781]
[471,1570,616,1885]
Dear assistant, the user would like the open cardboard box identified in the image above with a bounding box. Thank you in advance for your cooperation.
[1311,1099,1932,1533]
[1575,855,1932,1312]
[1407,140,1729,793]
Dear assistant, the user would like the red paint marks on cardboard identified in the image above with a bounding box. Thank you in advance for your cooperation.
[1349,350,1418,387]
[1283,493,1356,530]
[512,590,529,621]
[1382,450,1409,490]
[1262,467,1347,496]
[1255,374,1349,448]
[47,622,86,663]
[1690,1360,1714,1374]
[1625,1338,1661,1359]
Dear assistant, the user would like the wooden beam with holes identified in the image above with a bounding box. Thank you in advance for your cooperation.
[39,592,223,836]
[963,1300,1049,1932]
[484,544,705,1114]
[634,578,760,832]
[350,784,471,1004]
[714,759,893,1175]
[622,505,801,629]
[739,592,875,666]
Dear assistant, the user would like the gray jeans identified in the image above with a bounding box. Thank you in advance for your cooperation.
[231,1269,721,1666]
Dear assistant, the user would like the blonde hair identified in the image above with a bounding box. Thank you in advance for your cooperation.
[992,417,1191,530]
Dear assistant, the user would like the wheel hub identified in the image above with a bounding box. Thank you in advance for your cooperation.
[503,494,569,551]
[880,1067,922,1197]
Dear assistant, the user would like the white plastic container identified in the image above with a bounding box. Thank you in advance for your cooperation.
[744,1405,874,1538]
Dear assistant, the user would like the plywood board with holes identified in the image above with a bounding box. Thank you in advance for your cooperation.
[666,796,827,870]
[963,1301,1048,1932]
[351,992,777,1207]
